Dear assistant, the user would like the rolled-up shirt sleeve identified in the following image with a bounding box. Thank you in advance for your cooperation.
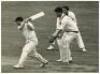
[17,26,21,30]
[17,24,24,30]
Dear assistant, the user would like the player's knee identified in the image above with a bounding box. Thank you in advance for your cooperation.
[34,53,39,58]
[22,48,30,54]
[63,45,70,49]
[34,54,38,57]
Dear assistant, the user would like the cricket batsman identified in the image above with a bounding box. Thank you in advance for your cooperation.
[13,12,48,69]
[47,6,87,53]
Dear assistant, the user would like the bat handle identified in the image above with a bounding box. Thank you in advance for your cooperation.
[24,18,31,23]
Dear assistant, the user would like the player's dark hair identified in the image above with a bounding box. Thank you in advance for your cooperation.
[62,6,69,10]
[15,16,23,22]
[54,7,63,13]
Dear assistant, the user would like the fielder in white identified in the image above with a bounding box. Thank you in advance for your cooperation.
[62,6,87,52]
[47,6,87,53]
[14,13,48,69]
[50,7,86,63]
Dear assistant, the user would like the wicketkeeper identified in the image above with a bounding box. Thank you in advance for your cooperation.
[49,7,85,63]
[48,6,87,53]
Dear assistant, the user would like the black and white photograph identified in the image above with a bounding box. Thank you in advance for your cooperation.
[1,1,99,73]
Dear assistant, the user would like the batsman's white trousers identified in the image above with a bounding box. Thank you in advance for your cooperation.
[57,32,85,62]
[17,40,47,66]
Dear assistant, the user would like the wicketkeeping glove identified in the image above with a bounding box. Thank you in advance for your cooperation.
[49,30,62,43]
[49,35,57,43]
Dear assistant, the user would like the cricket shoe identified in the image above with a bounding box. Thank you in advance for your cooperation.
[56,59,62,62]
[13,64,24,69]
[82,48,87,52]
[62,60,69,64]
[47,45,55,50]
[69,57,73,63]
[40,61,48,68]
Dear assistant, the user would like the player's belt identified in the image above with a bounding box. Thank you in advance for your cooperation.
[65,31,79,33]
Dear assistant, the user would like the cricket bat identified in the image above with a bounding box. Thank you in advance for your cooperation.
[29,11,45,21]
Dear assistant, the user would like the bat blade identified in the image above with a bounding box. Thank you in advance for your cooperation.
[29,11,45,21]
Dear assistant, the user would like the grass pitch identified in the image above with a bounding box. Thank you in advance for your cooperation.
[1,1,99,73]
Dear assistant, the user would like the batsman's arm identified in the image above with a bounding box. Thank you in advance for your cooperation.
[18,18,31,30]
[18,23,25,30]
[27,22,34,31]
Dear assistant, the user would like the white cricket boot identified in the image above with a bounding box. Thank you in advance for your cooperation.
[82,48,87,52]
[40,60,48,68]
[56,59,62,62]
[13,64,24,69]
[47,45,54,50]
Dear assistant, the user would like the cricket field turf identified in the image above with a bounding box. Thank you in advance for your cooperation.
[1,1,99,73]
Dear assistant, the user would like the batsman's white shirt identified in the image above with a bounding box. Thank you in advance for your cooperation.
[18,22,38,45]
[16,21,47,66]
